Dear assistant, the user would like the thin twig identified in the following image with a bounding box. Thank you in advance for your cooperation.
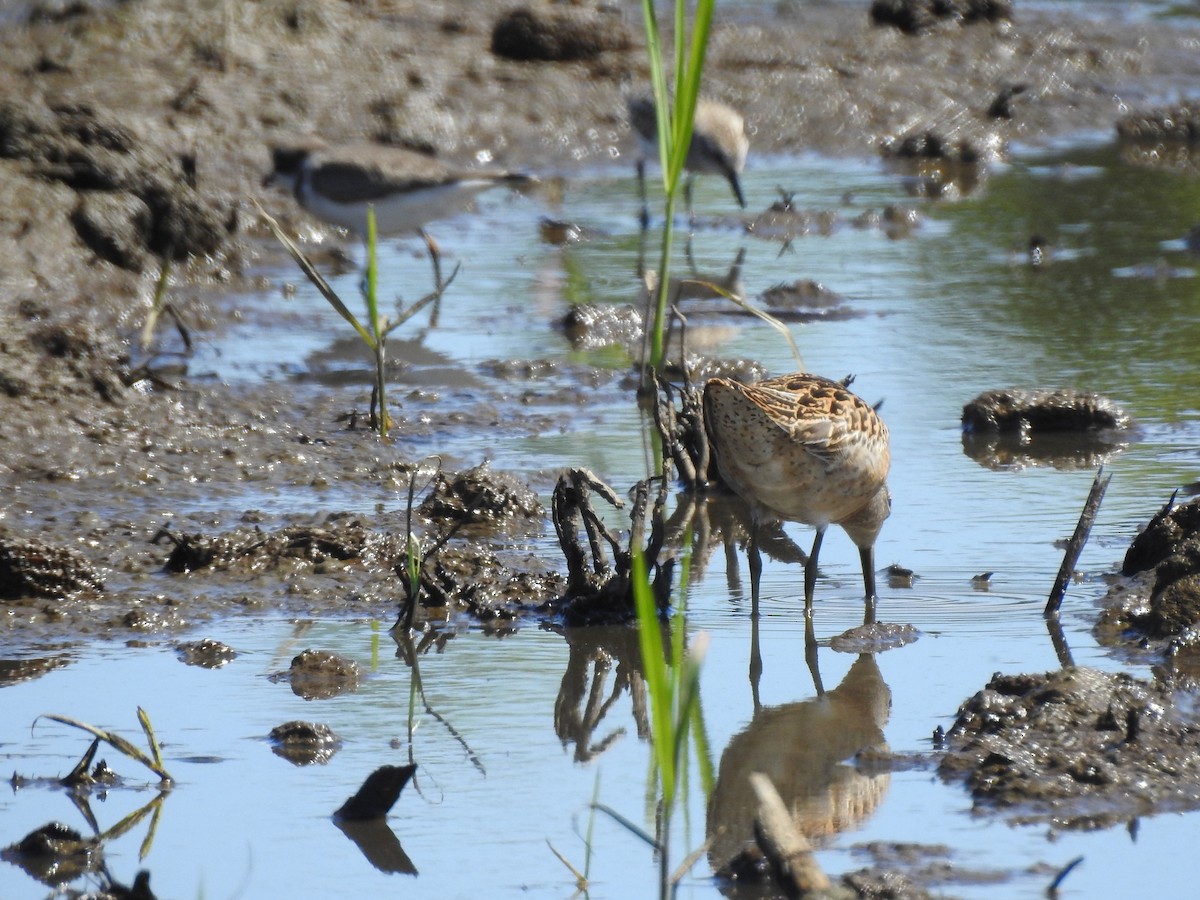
[1045,467,1111,617]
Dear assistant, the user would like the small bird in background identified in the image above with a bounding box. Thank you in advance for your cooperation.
[703,372,891,621]
[265,139,534,290]
[628,96,749,228]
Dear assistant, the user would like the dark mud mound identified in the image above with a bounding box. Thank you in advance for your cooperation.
[961,387,1131,470]
[938,667,1200,828]
[1097,495,1200,655]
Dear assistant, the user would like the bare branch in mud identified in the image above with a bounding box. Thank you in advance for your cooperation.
[1045,467,1111,618]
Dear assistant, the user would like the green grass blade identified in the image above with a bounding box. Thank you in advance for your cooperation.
[640,1,673,184]
[136,706,165,772]
[256,201,376,350]
[37,713,172,783]
[632,549,674,807]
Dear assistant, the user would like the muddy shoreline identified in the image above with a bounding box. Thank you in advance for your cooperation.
[3,0,1200,645]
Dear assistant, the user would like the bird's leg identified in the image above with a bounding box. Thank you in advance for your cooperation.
[803,614,825,698]
[748,527,763,620]
[636,159,649,230]
[860,545,878,625]
[684,174,697,228]
[803,526,826,613]
[748,525,764,710]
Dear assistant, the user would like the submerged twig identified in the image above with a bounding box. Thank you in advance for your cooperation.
[1045,467,1111,618]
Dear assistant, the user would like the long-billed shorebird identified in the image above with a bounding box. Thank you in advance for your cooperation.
[265,139,534,288]
[703,372,891,619]
[628,96,749,227]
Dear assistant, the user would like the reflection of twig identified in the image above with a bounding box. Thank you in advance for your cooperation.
[392,629,485,775]
[1045,466,1111,617]
[546,839,588,892]
[1048,855,1085,896]
[1045,613,1075,669]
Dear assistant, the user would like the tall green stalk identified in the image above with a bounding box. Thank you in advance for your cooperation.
[639,0,716,378]
[631,548,711,897]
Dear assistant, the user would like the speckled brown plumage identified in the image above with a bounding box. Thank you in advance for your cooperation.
[703,372,891,613]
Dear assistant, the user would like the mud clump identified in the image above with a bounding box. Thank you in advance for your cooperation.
[1097,496,1200,650]
[938,666,1200,828]
[870,0,1013,35]
[156,522,404,575]
[1117,100,1200,146]
[281,649,361,700]
[415,544,562,629]
[268,720,343,765]
[962,388,1131,434]
[490,5,633,62]
[0,528,104,601]
[961,387,1131,470]
[175,638,237,668]
[419,463,543,526]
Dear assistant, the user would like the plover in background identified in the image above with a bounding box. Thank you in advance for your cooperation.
[703,372,891,621]
[265,139,535,289]
[628,96,749,227]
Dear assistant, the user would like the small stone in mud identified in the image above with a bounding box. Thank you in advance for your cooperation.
[175,638,237,668]
[268,720,343,765]
[282,649,361,700]
[490,5,633,62]
[419,462,543,525]
[962,387,1131,434]
[0,528,104,600]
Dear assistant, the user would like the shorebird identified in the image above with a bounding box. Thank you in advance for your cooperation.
[628,96,749,227]
[703,372,891,619]
[265,139,534,288]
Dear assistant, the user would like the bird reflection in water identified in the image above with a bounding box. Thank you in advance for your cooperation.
[707,621,892,885]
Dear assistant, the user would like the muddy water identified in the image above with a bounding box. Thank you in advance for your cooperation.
[4,136,1200,899]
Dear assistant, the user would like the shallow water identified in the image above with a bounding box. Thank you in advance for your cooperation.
[5,130,1200,899]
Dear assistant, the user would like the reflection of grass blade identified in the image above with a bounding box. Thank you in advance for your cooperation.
[632,550,674,807]
[255,201,375,349]
[139,794,165,861]
[591,801,658,848]
[546,839,588,891]
[38,713,172,783]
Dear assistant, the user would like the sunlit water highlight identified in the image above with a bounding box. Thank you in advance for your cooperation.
[5,128,1200,899]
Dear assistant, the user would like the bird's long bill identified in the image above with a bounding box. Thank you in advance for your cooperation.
[728,171,747,209]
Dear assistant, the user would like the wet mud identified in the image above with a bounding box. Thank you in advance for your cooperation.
[3,0,1199,643]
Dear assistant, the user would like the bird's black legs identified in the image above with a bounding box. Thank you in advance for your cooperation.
[684,174,697,227]
[748,528,764,710]
[860,545,877,625]
[803,526,826,613]
[636,160,649,230]
[804,614,825,698]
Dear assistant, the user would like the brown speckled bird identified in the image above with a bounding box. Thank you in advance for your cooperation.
[703,372,891,617]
